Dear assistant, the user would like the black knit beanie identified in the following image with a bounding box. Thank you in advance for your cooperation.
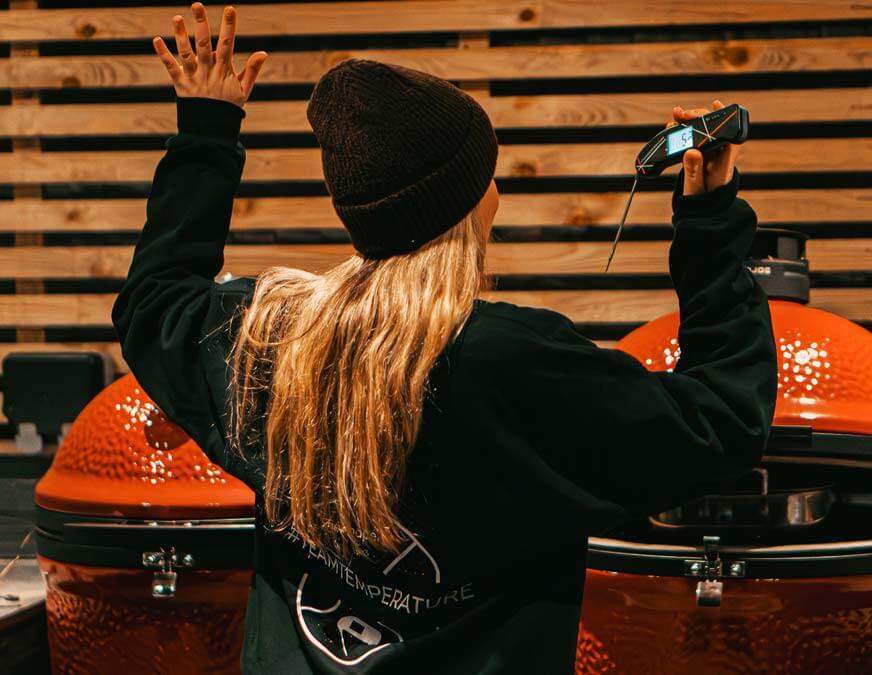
[306,58,499,259]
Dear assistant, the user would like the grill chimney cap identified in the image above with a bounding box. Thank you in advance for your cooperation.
[746,227,810,304]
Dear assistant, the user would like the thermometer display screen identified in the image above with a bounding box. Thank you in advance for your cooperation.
[666,127,695,155]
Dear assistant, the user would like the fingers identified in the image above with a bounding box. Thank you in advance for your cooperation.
[153,37,183,85]
[705,143,737,190]
[191,2,213,68]
[216,5,236,68]
[668,104,708,127]
[171,15,197,76]
[671,101,725,126]
[682,148,705,196]
[239,52,268,100]
[670,99,731,194]
[677,107,710,120]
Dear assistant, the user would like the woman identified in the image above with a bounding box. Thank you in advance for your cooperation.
[112,3,777,674]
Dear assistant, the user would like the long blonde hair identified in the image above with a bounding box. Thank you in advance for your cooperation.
[225,207,490,558]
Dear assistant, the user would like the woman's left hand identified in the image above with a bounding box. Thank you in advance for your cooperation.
[668,100,739,196]
[152,2,268,109]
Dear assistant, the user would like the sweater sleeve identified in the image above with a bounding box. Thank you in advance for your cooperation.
[111,96,261,489]
[466,169,778,531]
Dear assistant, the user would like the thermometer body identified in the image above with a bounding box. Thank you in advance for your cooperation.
[634,104,749,176]
[605,103,750,272]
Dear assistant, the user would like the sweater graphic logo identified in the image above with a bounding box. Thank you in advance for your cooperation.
[288,524,475,665]
[381,523,441,582]
[296,572,404,664]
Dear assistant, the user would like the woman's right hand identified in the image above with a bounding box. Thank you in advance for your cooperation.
[152,3,267,110]
[668,100,739,196]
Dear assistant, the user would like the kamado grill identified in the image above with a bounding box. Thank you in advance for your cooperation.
[34,374,256,675]
[576,229,872,674]
[26,228,872,673]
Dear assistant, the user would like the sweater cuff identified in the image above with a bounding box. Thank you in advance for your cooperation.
[672,166,740,218]
[177,96,246,138]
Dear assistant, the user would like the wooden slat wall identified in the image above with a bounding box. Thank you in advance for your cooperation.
[4,38,871,89]
[3,2,870,40]
[0,1,870,431]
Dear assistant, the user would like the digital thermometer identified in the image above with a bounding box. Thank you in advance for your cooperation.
[635,103,749,177]
[604,104,750,271]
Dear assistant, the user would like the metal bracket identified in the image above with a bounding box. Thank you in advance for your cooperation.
[683,536,745,607]
[141,546,194,598]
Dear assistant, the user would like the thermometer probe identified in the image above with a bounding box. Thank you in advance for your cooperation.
[604,103,750,272]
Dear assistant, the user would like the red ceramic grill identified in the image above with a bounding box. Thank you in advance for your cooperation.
[34,374,255,675]
[576,230,872,674]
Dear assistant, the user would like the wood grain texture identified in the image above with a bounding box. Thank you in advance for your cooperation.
[2,89,869,138]
[2,1,869,42]
[0,190,868,233]
[3,38,869,89]
[0,0,868,415]
[3,138,869,183]
[0,293,115,326]
[1,288,869,327]
[0,239,867,281]
[492,190,872,228]
[487,288,872,323]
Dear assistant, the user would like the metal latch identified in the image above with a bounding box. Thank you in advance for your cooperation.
[142,547,194,598]
[683,535,745,607]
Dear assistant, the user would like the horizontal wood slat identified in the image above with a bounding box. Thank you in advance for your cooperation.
[2,2,869,42]
[1,288,869,327]
[487,288,872,324]
[0,190,868,233]
[0,239,867,281]
[3,138,869,183]
[3,38,869,89]
[0,293,112,326]
[2,89,869,138]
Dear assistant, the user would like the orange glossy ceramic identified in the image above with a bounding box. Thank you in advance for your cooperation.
[35,373,254,518]
[35,374,255,675]
[40,556,249,675]
[616,299,872,436]
[577,568,872,674]
[576,297,872,673]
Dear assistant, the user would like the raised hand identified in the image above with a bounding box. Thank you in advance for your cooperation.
[152,3,268,109]
[668,100,739,196]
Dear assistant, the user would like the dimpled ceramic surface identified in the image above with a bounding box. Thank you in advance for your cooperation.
[615,299,872,436]
[40,556,249,675]
[577,569,872,674]
[576,298,872,673]
[35,373,254,518]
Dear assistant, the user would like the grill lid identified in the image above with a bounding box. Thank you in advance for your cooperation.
[617,259,872,439]
[35,373,254,519]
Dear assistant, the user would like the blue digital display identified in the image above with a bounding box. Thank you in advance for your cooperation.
[667,127,694,155]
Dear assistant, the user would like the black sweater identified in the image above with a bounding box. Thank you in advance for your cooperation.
[112,96,778,675]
